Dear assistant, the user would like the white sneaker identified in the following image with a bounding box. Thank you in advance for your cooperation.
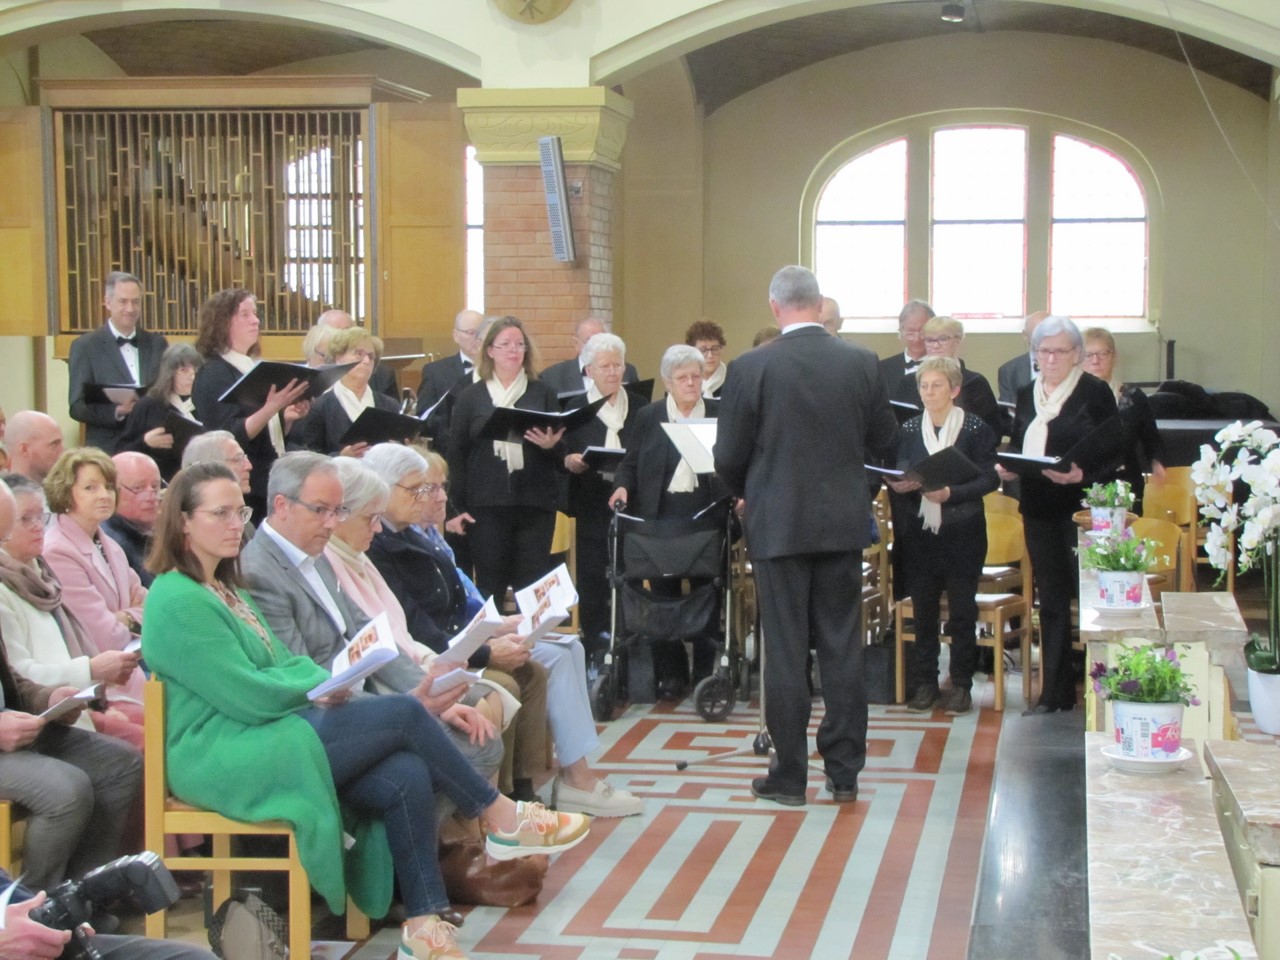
[553,777,644,818]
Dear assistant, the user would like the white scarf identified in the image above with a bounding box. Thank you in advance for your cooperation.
[169,393,197,421]
[487,371,528,473]
[588,383,629,449]
[702,361,727,397]
[918,406,964,533]
[222,350,286,456]
[332,379,374,423]
[665,394,704,493]
[1023,365,1083,458]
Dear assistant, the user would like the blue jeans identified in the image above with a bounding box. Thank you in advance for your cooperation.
[301,695,499,916]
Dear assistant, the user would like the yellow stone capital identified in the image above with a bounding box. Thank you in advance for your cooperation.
[457,87,633,172]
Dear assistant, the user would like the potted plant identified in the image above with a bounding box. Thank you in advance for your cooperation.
[1090,644,1199,758]
[1192,420,1280,733]
[1079,529,1161,608]
[1083,479,1136,533]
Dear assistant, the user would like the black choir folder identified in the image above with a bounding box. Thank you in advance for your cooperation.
[161,410,205,451]
[996,415,1124,478]
[83,383,146,405]
[217,361,357,407]
[890,400,921,426]
[479,397,607,442]
[582,446,625,473]
[866,446,985,492]
[338,407,428,447]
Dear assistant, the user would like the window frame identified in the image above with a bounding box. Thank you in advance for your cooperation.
[800,109,1162,335]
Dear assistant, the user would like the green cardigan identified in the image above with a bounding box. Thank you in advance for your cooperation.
[141,570,393,917]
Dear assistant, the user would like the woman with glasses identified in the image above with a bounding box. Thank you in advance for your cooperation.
[192,289,312,521]
[996,316,1120,716]
[117,343,206,481]
[0,473,143,744]
[41,450,150,724]
[447,317,565,605]
[290,328,402,457]
[894,316,1003,440]
[1080,327,1166,516]
[685,320,728,398]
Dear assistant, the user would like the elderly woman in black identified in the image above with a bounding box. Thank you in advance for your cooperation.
[447,317,564,604]
[608,344,729,698]
[884,357,998,716]
[562,333,642,656]
[996,315,1120,716]
[290,327,401,457]
[118,342,205,480]
[685,320,728,398]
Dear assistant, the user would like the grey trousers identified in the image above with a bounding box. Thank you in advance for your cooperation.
[0,723,142,889]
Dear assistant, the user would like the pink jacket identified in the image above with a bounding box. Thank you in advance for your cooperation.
[43,513,147,658]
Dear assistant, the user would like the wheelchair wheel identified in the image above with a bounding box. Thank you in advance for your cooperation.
[592,669,616,722]
[695,673,735,722]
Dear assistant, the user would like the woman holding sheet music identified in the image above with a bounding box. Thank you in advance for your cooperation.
[191,289,311,521]
[447,317,565,604]
[289,328,401,457]
[117,342,206,481]
[996,315,1119,716]
[142,462,591,960]
[884,357,997,716]
[562,333,642,657]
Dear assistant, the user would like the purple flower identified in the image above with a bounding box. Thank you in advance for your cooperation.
[1089,661,1108,679]
[1119,680,1141,695]
[1190,696,1201,707]
[1164,648,1178,662]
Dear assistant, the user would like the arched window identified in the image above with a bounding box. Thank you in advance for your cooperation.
[809,116,1153,331]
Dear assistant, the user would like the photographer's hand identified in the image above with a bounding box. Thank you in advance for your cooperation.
[1,893,72,960]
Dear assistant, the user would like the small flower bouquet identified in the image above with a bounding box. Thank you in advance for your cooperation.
[1082,479,1136,510]
[1079,529,1161,573]
[1090,645,1199,706]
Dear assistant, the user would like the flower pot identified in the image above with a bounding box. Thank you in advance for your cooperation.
[1096,569,1144,607]
[1090,506,1128,533]
[1247,667,1280,735]
[1111,700,1183,758]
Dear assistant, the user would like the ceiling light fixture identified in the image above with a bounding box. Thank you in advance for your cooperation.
[941,2,966,23]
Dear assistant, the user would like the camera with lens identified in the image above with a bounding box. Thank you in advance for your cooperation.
[29,851,180,960]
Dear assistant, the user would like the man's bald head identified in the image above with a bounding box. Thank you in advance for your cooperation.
[452,310,485,361]
[112,452,162,528]
[317,310,355,330]
[1023,310,1049,341]
[7,411,64,482]
[573,317,609,359]
[819,297,842,335]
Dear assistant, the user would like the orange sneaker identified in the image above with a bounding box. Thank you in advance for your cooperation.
[399,915,467,960]
[485,800,590,861]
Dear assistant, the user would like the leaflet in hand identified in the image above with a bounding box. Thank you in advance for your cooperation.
[307,613,399,700]
[39,683,104,720]
[660,420,717,474]
[515,563,579,618]
[426,667,482,695]
[439,597,505,666]
[518,603,569,647]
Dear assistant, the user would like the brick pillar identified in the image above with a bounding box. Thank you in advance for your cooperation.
[458,88,633,364]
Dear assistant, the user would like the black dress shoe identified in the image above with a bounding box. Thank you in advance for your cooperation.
[824,778,858,803]
[1021,703,1055,716]
[750,776,806,807]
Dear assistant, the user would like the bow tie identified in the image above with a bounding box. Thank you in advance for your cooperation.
[116,335,136,347]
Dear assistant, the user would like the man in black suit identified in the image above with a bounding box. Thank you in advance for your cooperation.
[996,310,1047,403]
[878,299,933,388]
[312,310,399,400]
[101,451,162,587]
[68,271,167,453]
[715,265,897,806]
[415,308,485,441]
[539,317,638,395]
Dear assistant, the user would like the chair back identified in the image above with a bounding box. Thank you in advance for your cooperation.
[1130,517,1181,577]
[1143,467,1197,526]
[985,512,1026,565]
[143,680,169,837]
[984,491,1021,517]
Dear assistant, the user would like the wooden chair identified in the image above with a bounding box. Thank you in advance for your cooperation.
[551,512,579,630]
[144,680,369,956]
[893,513,1032,712]
[861,512,891,644]
[1144,466,1229,592]
[1130,516,1187,603]
[0,802,25,875]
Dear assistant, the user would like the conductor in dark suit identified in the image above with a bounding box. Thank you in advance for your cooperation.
[539,317,639,396]
[68,271,168,453]
[715,266,897,806]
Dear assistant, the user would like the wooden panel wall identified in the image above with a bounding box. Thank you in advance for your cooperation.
[0,108,47,336]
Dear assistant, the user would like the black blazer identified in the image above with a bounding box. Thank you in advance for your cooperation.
[614,399,727,521]
[562,390,643,538]
[448,379,565,514]
[715,327,898,560]
[68,325,168,452]
[191,355,279,508]
[365,525,490,668]
[100,514,156,588]
[893,412,999,532]
[415,354,473,452]
[997,352,1036,404]
[892,362,1003,440]
[117,396,203,481]
[539,357,639,396]
[287,388,400,455]
[1010,372,1122,520]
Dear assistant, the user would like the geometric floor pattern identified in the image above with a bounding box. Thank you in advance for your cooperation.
[353,692,1002,960]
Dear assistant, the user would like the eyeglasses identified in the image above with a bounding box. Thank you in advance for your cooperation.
[1084,350,1115,361]
[351,511,383,529]
[346,349,378,362]
[192,505,254,526]
[396,481,447,501]
[287,497,351,522]
[1035,347,1077,360]
[454,328,481,341]
[923,336,956,346]
[16,511,50,531]
[120,481,167,499]
[224,454,249,466]
[900,329,925,341]
[696,344,723,357]
[491,341,527,353]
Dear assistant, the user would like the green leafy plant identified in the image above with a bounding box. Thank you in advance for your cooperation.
[1090,644,1200,706]
[1083,479,1135,509]
[1079,530,1162,572]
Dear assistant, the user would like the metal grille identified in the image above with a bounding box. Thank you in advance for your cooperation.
[56,108,366,335]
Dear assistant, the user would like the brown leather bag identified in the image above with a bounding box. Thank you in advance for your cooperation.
[438,840,547,907]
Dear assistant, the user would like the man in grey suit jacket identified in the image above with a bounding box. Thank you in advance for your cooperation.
[68,271,168,453]
[539,317,638,396]
[240,451,501,777]
[996,310,1047,403]
[715,266,897,807]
